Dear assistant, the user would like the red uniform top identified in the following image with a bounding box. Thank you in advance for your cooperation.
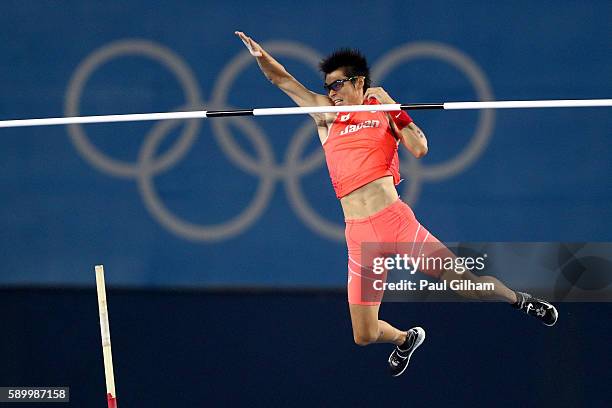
[323,98,401,198]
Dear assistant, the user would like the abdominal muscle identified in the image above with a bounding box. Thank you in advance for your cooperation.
[340,176,399,220]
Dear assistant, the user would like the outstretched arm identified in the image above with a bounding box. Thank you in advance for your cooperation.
[235,31,331,110]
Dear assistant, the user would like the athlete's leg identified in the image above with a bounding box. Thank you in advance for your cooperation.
[346,217,408,346]
[430,249,557,324]
[400,202,556,325]
[393,201,517,303]
[349,303,407,346]
[417,239,517,302]
[440,267,517,303]
[345,200,428,377]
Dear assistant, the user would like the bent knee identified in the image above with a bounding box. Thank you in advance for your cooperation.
[353,329,379,346]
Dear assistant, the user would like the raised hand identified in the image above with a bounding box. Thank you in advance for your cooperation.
[235,31,263,57]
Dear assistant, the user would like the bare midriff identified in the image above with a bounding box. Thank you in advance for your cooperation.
[340,175,399,220]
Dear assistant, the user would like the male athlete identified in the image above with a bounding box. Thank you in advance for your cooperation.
[235,31,558,377]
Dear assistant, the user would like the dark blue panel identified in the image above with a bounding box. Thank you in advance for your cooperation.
[1,289,611,406]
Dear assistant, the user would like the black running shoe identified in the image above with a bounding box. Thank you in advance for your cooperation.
[514,291,558,326]
[388,327,426,377]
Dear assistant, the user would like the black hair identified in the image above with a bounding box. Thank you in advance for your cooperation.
[319,48,371,91]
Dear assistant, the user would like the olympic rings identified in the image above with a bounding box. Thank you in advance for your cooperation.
[65,39,495,242]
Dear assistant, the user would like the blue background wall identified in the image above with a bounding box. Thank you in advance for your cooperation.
[1,1,611,407]
[1,0,611,288]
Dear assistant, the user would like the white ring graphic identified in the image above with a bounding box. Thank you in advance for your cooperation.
[65,39,203,178]
[137,115,276,241]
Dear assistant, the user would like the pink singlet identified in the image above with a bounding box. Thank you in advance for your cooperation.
[323,98,442,305]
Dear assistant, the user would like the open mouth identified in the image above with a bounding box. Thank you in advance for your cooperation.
[333,99,343,105]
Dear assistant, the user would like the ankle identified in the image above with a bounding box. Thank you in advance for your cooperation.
[398,330,415,350]
[394,331,408,347]
[512,291,525,308]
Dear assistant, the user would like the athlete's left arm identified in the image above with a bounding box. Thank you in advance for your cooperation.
[395,122,428,158]
[364,87,428,158]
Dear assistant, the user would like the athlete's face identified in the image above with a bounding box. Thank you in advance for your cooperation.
[324,68,365,106]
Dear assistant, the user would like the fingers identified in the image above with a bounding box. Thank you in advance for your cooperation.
[364,87,394,104]
[234,31,262,57]
[235,31,248,43]
[364,88,381,102]
[235,31,251,46]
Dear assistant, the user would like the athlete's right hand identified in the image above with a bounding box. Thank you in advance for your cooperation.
[235,31,263,57]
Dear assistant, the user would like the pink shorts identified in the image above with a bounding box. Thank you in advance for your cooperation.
[345,199,442,305]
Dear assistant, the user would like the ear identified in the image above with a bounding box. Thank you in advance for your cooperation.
[355,77,365,93]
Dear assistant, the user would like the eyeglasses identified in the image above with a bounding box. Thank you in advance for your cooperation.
[323,76,358,93]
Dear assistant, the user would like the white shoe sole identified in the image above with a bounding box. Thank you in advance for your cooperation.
[544,304,559,326]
